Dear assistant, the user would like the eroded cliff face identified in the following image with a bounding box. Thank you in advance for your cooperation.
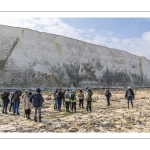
[0,24,150,89]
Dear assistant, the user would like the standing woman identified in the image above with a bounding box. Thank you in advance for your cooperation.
[105,89,112,106]
[1,90,10,114]
[86,89,93,112]
[23,90,32,119]
[78,90,84,108]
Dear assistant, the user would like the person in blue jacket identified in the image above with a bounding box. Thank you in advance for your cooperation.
[29,88,44,122]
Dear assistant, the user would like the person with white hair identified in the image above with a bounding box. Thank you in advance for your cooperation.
[125,86,135,109]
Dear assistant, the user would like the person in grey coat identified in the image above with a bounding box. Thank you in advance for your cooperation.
[29,88,44,122]
[125,86,135,109]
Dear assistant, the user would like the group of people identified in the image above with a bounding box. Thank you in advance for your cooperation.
[53,87,93,112]
[0,86,135,123]
[0,88,44,122]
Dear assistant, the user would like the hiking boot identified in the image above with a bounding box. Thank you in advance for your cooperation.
[39,116,42,122]
[2,108,4,114]
[34,117,37,122]
[5,108,8,114]
[28,114,31,119]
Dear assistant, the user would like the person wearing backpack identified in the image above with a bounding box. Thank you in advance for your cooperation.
[125,86,135,109]
[105,89,112,106]
[78,90,84,108]
[1,90,10,114]
[29,88,44,122]
[11,90,21,115]
[23,90,32,119]
[86,89,93,112]
[71,90,77,112]
[65,89,71,112]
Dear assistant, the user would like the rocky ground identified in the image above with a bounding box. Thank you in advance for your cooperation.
[1,88,150,133]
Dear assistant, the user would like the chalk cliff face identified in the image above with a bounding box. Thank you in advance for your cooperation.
[0,24,150,89]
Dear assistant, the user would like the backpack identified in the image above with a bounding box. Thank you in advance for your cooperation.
[71,93,75,100]
[127,89,132,97]
[65,93,70,99]
[13,93,19,100]
[0,94,6,100]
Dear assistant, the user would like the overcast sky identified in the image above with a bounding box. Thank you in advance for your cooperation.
[0,17,150,59]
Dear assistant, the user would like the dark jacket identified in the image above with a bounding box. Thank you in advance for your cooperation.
[105,90,111,98]
[2,92,10,104]
[125,88,134,99]
[11,91,22,102]
[29,92,44,107]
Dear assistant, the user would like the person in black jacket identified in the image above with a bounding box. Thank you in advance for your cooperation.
[29,88,44,122]
[105,89,112,106]
[125,86,135,109]
[57,88,63,111]
[1,90,10,114]
[11,90,22,115]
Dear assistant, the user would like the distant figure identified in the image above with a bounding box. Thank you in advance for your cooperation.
[9,91,14,112]
[23,90,32,119]
[57,88,63,111]
[53,89,58,110]
[29,88,44,122]
[71,90,77,112]
[125,86,135,109]
[78,90,84,108]
[86,89,93,112]
[65,89,71,112]
[62,90,66,106]
[11,89,22,115]
[105,89,112,106]
[1,90,10,114]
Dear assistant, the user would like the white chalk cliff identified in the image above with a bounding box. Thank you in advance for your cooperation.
[0,24,150,89]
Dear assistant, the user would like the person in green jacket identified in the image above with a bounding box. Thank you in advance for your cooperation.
[71,90,77,112]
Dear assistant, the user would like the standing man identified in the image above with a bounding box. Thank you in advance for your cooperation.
[11,90,21,115]
[125,86,135,109]
[1,90,10,114]
[86,89,93,112]
[105,89,112,106]
[29,88,44,122]
[57,88,63,111]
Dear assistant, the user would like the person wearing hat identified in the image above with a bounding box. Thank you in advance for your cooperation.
[29,88,44,122]
[125,86,135,109]
[105,89,112,106]
[71,90,77,112]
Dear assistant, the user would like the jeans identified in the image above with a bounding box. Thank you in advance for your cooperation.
[86,101,92,111]
[57,98,62,110]
[13,101,20,114]
[3,102,8,108]
[79,99,84,108]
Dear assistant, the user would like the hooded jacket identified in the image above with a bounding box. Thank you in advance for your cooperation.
[29,88,44,107]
